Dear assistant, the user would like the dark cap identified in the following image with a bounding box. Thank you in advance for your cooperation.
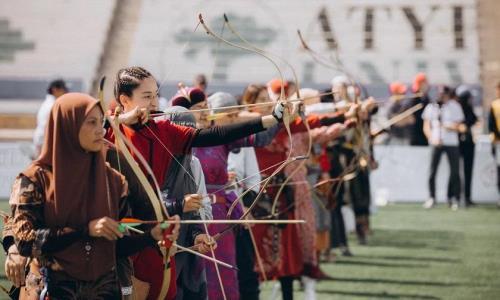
[47,79,68,94]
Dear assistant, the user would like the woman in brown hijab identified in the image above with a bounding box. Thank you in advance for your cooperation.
[7,93,170,299]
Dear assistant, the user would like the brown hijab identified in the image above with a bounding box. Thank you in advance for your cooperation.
[23,93,126,281]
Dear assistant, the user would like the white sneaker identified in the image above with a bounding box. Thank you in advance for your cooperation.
[423,198,436,209]
[270,281,281,300]
[450,198,459,211]
[302,276,317,300]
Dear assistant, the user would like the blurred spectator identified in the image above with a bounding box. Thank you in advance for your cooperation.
[386,82,414,145]
[422,86,464,210]
[193,74,208,93]
[33,79,68,157]
[170,86,206,109]
[488,81,500,207]
[409,73,430,146]
[266,78,290,101]
[455,85,478,207]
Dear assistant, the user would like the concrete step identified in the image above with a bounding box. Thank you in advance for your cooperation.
[0,114,35,129]
[0,99,39,130]
[0,128,33,141]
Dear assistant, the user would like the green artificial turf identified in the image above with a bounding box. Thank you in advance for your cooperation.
[0,202,498,299]
[260,203,500,300]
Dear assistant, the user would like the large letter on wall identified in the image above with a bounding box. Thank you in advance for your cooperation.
[364,7,375,50]
[318,7,338,50]
[402,7,425,50]
[454,6,464,49]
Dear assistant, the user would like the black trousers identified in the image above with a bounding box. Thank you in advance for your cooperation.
[328,145,349,249]
[330,202,348,248]
[279,276,294,300]
[429,146,461,200]
[492,145,500,193]
[350,168,371,217]
[236,229,259,300]
[497,163,500,194]
[47,271,121,300]
[459,142,475,201]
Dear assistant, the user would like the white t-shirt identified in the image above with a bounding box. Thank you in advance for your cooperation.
[228,147,261,194]
[190,156,213,220]
[422,100,464,146]
[33,94,56,149]
[305,102,336,115]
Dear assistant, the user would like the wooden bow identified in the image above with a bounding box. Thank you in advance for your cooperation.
[97,77,173,300]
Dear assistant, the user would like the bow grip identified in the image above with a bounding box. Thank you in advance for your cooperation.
[161,222,174,248]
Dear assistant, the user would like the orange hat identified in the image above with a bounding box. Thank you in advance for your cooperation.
[412,73,427,93]
[267,79,289,95]
[389,82,408,95]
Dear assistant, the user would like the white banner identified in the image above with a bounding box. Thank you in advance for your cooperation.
[371,144,498,204]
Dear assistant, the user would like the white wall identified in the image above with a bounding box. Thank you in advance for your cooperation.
[371,143,498,203]
[0,143,32,199]
[129,0,479,86]
[0,0,115,91]
[0,0,480,90]
[0,142,496,203]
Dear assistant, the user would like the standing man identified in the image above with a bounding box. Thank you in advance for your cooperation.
[422,86,465,210]
[387,81,414,145]
[488,82,500,208]
[455,86,478,207]
[410,73,430,146]
[33,79,68,157]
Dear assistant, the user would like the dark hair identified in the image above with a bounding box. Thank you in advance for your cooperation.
[114,66,152,106]
[455,87,472,103]
[241,84,266,105]
[438,85,452,96]
[194,74,207,85]
[320,88,334,103]
[47,79,67,94]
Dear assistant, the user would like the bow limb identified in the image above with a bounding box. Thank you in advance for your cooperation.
[224,16,303,219]
[371,103,423,137]
[198,14,286,100]
[225,155,307,220]
[297,30,345,73]
[223,14,302,95]
[270,106,312,216]
[297,29,372,178]
[219,25,313,217]
[97,77,172,300]
[223,13,298,175]
[200,14,295,223]
[201,215,227,300]
[174,243,237,270]
[236,195,269,282]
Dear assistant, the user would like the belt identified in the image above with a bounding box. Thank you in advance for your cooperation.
[213,195,226,204]
[205,184,226,190]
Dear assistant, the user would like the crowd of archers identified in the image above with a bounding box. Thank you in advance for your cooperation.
[2,8,499,299]
[2,64,402,300]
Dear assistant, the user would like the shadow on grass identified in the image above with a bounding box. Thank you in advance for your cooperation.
[367,229,463,251]
[350,254,461,264]
[334,260,428,268]
[317,289,441,299]
[328,276,461,287]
